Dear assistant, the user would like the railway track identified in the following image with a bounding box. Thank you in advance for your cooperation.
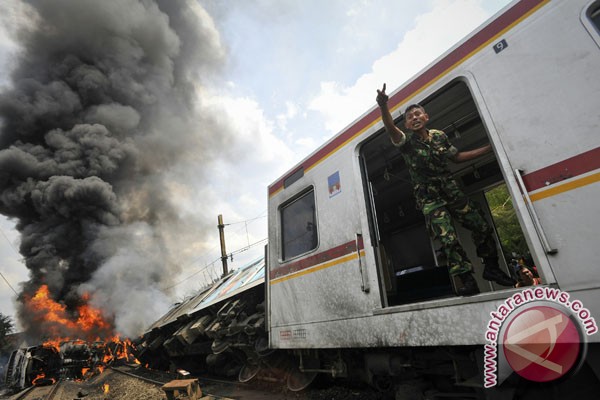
[5,367,237,400]
[4,364,383,399]
[8,380,61,400]
[109,365,258,399]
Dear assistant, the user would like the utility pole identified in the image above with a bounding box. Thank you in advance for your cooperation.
[217,214,228,277]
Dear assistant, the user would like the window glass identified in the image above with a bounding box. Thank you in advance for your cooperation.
[281,189,317,260]
[590,3,600,31]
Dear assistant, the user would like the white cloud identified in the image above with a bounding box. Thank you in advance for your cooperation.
[201,89,295,165]
[159,86,292,296]
[276,100,298,131]
[308,0,491,135]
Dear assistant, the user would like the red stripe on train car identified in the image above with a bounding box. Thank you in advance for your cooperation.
[522,146,600,192]
[270,237,365,280]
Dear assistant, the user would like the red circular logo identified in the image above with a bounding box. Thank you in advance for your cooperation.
[503,306,581,382]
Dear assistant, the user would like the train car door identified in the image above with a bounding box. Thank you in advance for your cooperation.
[360,79,532,307]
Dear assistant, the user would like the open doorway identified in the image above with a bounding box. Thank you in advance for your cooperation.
[360,79,531,307]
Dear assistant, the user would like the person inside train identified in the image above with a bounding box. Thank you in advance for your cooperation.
[515,265,542,288]
[375,83,516,296]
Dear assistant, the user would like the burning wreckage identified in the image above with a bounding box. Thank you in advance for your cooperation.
[3,258,267,392]
[3,283,141,392]
[3,338,138,391]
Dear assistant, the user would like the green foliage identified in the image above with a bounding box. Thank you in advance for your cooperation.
[0,312,15,353]
[485,184,529,257]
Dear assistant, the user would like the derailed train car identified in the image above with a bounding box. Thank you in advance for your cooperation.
[135,258,269,379]
[139,1,600,398]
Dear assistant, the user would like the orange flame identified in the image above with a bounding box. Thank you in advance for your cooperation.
[24,285,114,341]
[42,339,62,352]
[32,372,57,386]
[103,383,110,393]
[32,373,45,386]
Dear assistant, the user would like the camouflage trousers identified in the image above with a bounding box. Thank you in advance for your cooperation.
[425,198,497,276]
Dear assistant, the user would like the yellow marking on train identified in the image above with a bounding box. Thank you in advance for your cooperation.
[270,250,366,285]
[530,171,600,202]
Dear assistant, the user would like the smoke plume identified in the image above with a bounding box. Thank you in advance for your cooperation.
[0,0,230,338]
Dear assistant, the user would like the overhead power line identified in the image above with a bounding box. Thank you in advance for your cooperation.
[0,271,18,296]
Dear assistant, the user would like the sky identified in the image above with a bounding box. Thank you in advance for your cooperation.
[0,0,511,333]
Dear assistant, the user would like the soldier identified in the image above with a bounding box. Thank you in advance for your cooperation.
[376,84,515,296]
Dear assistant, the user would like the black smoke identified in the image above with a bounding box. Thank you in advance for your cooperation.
[0,0,230,339]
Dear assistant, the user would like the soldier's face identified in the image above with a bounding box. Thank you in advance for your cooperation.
[404,108,429,131]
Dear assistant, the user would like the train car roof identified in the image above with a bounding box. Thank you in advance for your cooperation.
[145,257,265,332]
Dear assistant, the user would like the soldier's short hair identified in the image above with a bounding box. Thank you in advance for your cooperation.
[404,104,425,116]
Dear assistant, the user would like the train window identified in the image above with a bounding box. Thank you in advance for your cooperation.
[280,189,318,260]
[584,1,600,44]
[590,3,600,30]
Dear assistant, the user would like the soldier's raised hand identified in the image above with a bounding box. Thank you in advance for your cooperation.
[376,83,388,107]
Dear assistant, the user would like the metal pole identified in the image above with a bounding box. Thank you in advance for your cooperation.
[218,214,228,276]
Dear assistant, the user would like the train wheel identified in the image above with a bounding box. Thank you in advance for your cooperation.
[287,365,318,392]
[238,362,261,383]
[255,336,275,357]
[211,339,230,355]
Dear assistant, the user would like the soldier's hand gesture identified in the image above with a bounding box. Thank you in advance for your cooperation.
[376,83,388,107]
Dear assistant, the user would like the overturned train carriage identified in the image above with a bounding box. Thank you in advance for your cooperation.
[135,258,269,380]
[140,0,600,398]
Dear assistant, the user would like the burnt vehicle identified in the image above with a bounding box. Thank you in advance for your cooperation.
[3,345,61,391]
[59,340,93,379]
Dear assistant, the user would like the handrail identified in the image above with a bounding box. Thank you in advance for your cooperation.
[514,169,557,254]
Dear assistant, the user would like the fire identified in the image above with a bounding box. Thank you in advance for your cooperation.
[20,289,141,386]
[78,293,112,332]
[103,383,110,393]
[24,285,114,341]
[43,339,62,352]
[32,373,45,386]
[103,336,141,364]
[103,351,113,364]
[32,372,56,386]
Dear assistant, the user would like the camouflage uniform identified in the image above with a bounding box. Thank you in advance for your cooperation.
[393,129,497,276]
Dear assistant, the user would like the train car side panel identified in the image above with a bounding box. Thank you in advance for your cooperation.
[468,0,600,292]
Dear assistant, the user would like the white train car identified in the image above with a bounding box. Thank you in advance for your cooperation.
[267,0,600,395]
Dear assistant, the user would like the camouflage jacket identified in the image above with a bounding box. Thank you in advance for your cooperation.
[392,129,464,214]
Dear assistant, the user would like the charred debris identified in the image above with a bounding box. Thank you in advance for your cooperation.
[2,258,268,393]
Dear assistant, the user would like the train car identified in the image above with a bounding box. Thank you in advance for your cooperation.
[267,0,600,397]
[134,258,268,378]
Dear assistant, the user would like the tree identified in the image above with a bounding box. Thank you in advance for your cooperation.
[0,312,15,353]
[485,184,530,258]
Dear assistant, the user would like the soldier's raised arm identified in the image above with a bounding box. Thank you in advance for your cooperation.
[376,83,406,146]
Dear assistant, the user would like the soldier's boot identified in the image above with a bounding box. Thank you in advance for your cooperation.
[455,272,480,296]
[482,257,516,287]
